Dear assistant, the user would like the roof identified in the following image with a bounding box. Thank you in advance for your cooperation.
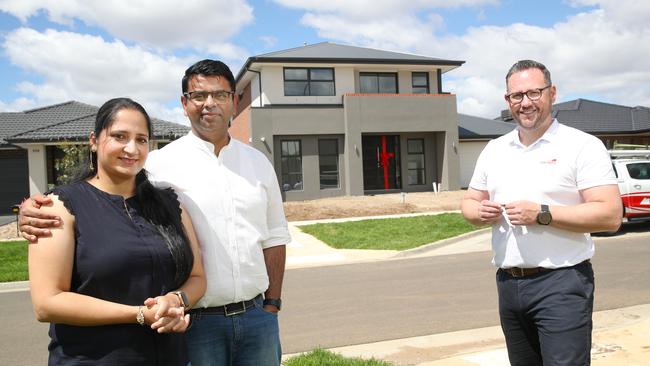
[458,113,515,140]
[236,42,464,83]
[1,101,189,146]
[0,101,97,145]
[498,99,650,134]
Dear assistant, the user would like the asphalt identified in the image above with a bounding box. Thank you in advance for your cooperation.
[2,211,648,365]
[284,212,650,366]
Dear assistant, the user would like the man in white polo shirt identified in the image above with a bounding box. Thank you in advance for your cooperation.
[461,60,621,366]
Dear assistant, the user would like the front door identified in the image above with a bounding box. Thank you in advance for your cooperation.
[362,135,401,191]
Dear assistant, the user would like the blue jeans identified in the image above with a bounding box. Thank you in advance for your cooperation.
[186,296,281,366]
[497,260,594,366]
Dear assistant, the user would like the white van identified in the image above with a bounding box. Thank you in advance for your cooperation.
[610,151,650,224]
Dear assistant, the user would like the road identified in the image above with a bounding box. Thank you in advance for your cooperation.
[280,233,650,353]
[1,232,649,363]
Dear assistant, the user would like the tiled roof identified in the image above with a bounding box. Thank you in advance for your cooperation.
[1,101,189,146]
[458,113,515,139]
[498,99,650,133]
[236,42,464,83]
[255,42,460,63]
[0,101,97,145]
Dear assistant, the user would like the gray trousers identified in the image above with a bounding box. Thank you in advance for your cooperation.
[496,260,594,366]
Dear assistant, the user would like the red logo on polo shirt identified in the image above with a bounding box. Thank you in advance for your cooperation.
[541,158,557,164]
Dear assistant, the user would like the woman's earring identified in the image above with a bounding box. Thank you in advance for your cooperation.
[89,148,94,171]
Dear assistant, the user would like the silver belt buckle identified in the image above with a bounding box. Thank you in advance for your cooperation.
[224,301,247,317]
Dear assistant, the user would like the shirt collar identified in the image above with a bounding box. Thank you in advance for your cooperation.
[508,119,560,148]
[186,130,233,156]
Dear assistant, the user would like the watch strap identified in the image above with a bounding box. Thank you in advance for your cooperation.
[172,291,189,310]
[263,298,282,310]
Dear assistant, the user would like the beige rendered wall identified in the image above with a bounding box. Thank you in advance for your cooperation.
[459,140,488,188]
[23,144,47,195]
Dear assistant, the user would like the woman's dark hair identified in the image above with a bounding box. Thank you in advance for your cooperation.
[80,97,193,289]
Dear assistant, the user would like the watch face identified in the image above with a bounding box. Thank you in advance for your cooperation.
[538,212,552,225]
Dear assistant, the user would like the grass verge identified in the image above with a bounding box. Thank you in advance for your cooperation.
[299,213,485,251]
[284,349,392,365]
[0,240,29,282]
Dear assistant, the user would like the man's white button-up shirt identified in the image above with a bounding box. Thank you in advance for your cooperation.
[146,131,291,307]
[469,120,617,269]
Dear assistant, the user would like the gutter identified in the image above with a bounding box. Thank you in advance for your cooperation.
[246,67,263,107]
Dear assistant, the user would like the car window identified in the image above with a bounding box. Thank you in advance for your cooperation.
[627,162,650,180]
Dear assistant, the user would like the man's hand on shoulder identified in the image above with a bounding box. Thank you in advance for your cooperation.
[19,195,61,243]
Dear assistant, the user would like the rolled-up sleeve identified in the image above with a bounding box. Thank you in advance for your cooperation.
[262,162,291,249]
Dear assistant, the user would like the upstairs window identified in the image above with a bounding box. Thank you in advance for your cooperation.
[360,72,398,94]
[412,72,430,94]
[284,68,335,96]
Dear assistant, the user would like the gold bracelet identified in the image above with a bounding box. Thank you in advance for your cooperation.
[136,306,145,326]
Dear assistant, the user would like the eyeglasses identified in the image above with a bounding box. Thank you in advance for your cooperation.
[505,85,551,104]
[184,90,234,104]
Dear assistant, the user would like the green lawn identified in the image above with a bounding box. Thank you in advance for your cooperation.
[299,213,485,251]
[0,240,29,282]
[284,349,392,366]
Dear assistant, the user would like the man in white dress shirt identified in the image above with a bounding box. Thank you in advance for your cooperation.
[461,60,621,366]
[19,60,290,366]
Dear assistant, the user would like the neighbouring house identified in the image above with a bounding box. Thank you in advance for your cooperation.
[499,99,650,148]
[0,101,189,214]
[457,114,515,188]
[231,42,465,201]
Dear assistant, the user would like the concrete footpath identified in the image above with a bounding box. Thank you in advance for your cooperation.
[284,213,650,365]
[3,211,648,365]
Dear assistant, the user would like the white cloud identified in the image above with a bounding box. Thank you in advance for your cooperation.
[273,0,650,117]
[300,13,441,51]
[2,27,193,122]
[145,102,189,126]
[259,35,278,48]
[0,97,37,112]
[0,0,254,52]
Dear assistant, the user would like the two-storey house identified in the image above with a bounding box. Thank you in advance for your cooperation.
[231,42,465,201]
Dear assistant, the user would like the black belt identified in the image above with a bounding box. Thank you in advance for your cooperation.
[501,259,590,278]
[190,294,262,317]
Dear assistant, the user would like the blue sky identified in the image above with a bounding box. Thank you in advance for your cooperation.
[0,0,647,124]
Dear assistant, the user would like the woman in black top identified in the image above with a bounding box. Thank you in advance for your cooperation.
[28,98,206,365]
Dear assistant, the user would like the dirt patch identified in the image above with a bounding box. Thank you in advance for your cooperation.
[0,221,20,241]
[0,191,467,240]
[284,191,465,221]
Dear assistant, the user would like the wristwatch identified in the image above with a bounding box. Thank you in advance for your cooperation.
[172,291,190,310]
[263,298,282,310]
[536,204,552,225]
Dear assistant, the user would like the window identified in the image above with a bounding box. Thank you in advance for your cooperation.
[318,139,339,189]
[284,68,335,96]
[412,72,430,94]
[407,139,425,185]
[281,140,303,191]
[359,73,398,93]
[627,162,650,180]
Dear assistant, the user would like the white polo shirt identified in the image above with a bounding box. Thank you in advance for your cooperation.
[469,120,616,269]
[146,132,291,307]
